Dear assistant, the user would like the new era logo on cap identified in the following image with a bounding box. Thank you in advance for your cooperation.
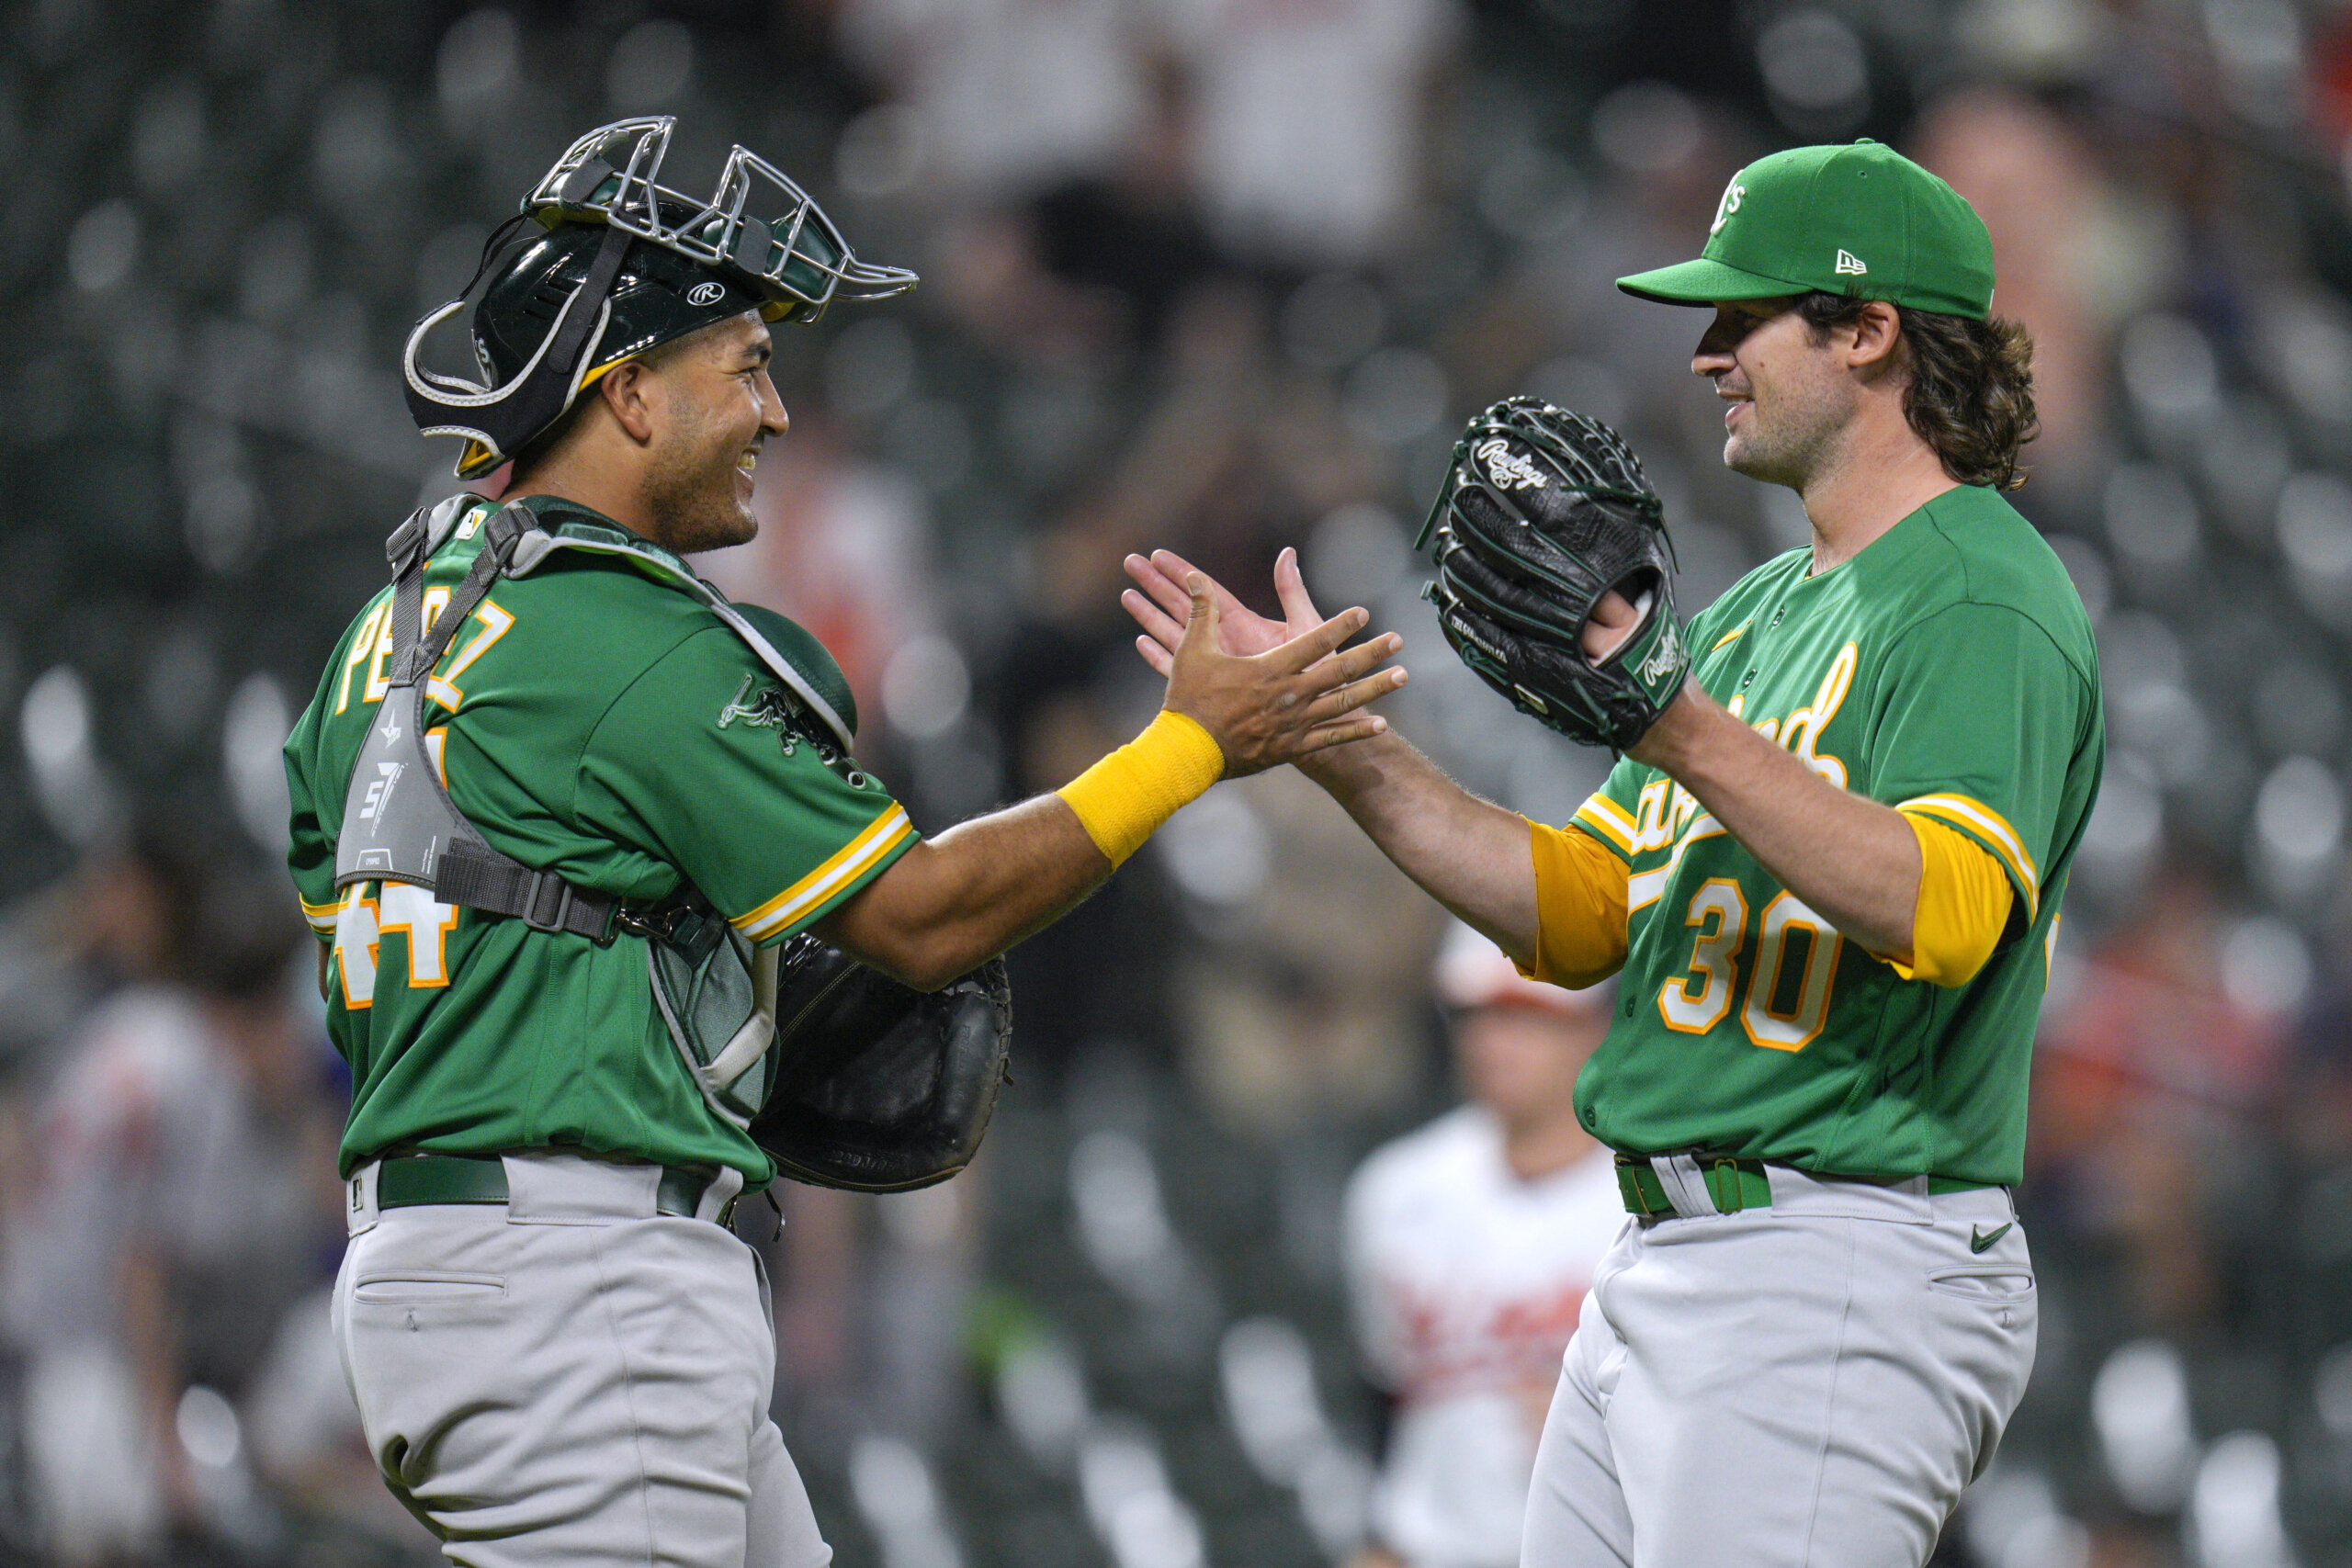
[1835,250,1867,275]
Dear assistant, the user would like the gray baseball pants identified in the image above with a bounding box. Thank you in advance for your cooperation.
[1522,1162,2035,1568]
[333,1152,831,1568]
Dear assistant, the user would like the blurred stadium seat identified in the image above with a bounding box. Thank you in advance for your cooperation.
[8,1,2352,1564]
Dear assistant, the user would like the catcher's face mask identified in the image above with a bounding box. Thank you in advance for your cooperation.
[402,116,917,479]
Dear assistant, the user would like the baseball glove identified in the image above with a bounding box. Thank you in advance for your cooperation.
[749,939,1012,1193]
[1417,397,1690,750]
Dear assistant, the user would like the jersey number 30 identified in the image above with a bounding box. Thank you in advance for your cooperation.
[1657,879,1843,1051]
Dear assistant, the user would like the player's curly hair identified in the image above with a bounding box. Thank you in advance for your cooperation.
[1797,294,2040,491]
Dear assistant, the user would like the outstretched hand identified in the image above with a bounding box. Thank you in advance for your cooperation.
[1123,547,1329,670]
[1127,545,1638,667]
[1159,568,1407,777]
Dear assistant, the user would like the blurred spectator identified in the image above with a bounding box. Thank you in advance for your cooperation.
[1340,924,1621,1568]
[839,0,1149,204]
[1170,764,1447,1133]
[2031,850,2286,1337]
[0,851,344,1562]
[1154,0,1462,266]
[1912,85,2163,496]
[0,824,205,1081]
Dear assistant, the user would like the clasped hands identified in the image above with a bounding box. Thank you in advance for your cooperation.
[1132,559,1404,777]
[1122,547,1646,772]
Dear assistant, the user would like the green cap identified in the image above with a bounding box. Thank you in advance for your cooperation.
[1615,141,1995,320]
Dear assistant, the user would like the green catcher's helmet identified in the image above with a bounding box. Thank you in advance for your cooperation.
[403,116,916,479]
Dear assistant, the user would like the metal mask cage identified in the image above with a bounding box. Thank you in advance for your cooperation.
[401,117,917,479]
[526,116,916,321]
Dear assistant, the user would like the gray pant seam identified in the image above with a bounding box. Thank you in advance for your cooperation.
[1795,1219,1859,1568]
[588,1224,663,1568]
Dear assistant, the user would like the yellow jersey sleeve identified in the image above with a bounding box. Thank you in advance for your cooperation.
[1883,811,2015,988]
[1521,820,1631,990]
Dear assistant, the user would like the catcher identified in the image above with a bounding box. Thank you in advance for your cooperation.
[283,118,1400,1568]
[1125,140,2103,1565]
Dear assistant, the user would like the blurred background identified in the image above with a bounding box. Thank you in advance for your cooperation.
[4,0,2352,1563]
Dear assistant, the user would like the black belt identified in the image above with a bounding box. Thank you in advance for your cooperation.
[374,1153,718,1221]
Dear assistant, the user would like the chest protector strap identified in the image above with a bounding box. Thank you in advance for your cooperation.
[332,497,622,942]
[330,495,884,1133]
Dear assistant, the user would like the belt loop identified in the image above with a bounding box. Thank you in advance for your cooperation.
[345,1161,381,1237]
[698,1166,746,1225]
[1711,1157,1743,1215]
[1616,1158,1656,1217]
[502,1150,662,1223]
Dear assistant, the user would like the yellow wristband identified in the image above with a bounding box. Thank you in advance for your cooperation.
[1057,710,1227,868]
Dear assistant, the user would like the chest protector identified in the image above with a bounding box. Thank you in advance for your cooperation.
[333,495,861,1131]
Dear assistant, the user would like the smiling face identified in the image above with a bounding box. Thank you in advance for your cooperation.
[1690,299,1862,491]
[638,310,789,555]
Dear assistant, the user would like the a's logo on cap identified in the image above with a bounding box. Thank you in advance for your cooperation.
[688,281,727,306]
[1834,250,1867,276]
[1710,179,1747,236]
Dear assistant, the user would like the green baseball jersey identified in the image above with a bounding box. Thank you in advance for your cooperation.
[1565,483,2102,1184]
[284,494,918,1182]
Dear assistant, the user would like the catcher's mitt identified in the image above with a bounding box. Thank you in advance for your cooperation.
[748,939,1012,1192]
[1418,397,1690,750]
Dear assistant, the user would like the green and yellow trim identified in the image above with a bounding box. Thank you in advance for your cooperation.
[732,804,916,943]
[1572,794,1638,860]
[299,894,342,938]
[1897,793,2039,918]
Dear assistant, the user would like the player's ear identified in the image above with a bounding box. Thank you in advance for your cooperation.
[1847,301,1904,373]
[598,358,662,445]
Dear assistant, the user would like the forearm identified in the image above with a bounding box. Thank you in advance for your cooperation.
[1632,686,1918,953]
[1299,730,1540,964]
[817,795,1111,989]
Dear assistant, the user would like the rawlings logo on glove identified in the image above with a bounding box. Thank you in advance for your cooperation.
[1638,615,1686,686]
[1475,436,1551,492]
[1417,397,1690,751]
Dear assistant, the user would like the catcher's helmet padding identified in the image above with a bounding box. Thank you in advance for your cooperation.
[403,116,916,479]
